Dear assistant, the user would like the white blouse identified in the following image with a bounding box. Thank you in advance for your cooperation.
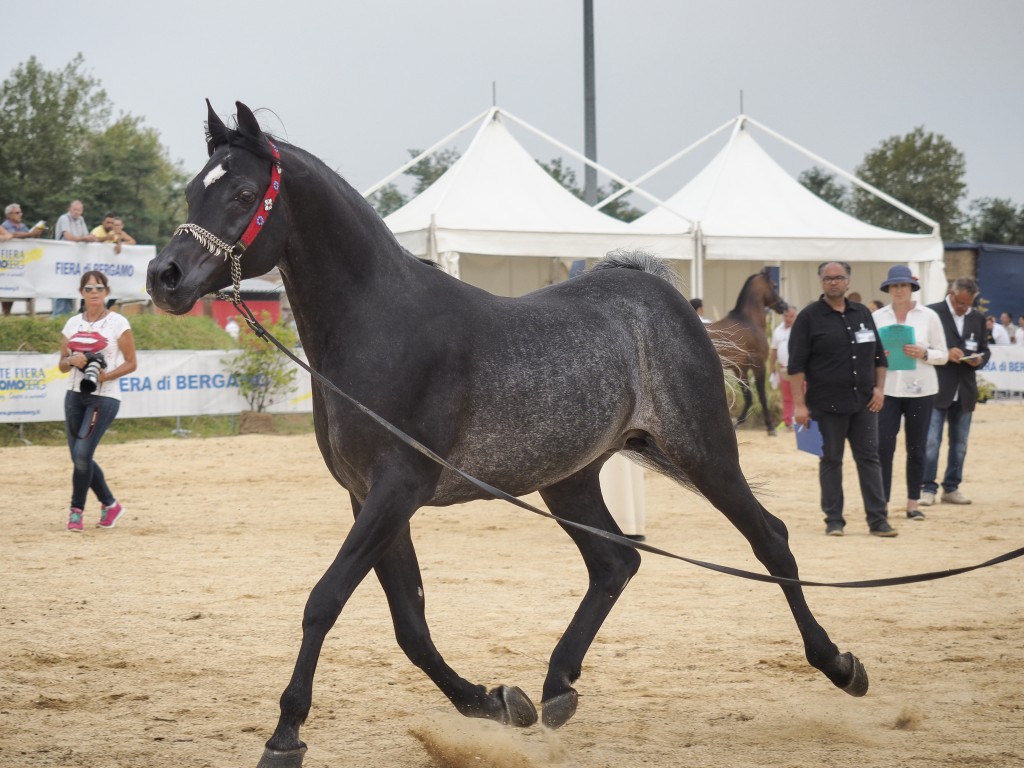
[872,302,949,398]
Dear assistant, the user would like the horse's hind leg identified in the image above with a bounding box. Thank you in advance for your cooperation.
[536,465,642,729]
[365,496,537,727]
[659,442,867,697]
[735,377,753,427]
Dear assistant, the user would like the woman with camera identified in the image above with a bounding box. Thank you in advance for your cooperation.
[57,271,137,531]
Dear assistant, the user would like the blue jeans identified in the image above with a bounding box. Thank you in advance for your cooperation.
[52,298,76,317]
[922,401,973,495]
[65,391,120,510]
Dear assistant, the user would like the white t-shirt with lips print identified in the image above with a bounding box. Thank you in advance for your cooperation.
[62,311,132,400]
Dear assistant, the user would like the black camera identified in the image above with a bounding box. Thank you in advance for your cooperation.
[80,352,107,394]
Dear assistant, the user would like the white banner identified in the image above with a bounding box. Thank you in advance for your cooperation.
[0,238,155,300]
[980,345,1024,393]
[0,350,313,423]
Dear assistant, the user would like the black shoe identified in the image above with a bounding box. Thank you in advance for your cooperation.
[906,510,926,521]
[825,523,844,537]
[870,523,899,538]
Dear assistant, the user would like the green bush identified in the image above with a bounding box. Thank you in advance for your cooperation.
[222,312,298,412]
[0,312,232,352]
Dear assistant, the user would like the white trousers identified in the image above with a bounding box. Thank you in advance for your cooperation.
[599,453,646,536]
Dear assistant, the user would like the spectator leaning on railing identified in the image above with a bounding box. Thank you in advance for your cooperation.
[2,203,47,239]
[52,200,99,317]
[2,203,47,316]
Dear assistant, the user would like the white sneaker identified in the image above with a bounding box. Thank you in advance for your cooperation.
[941,490,972,505]
[919,491,935,507]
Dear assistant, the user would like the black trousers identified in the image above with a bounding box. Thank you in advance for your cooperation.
[815,408,889,530]
[878,394,934,503]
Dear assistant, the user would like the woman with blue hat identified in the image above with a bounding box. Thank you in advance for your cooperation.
[872,265,948,520]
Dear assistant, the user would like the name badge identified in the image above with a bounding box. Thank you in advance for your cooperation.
[965,338,978,352]
[854,324,874,344]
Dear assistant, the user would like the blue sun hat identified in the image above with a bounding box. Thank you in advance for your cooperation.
[880,264,920,293]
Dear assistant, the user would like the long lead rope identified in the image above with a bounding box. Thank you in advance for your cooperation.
[223,294,1023,589]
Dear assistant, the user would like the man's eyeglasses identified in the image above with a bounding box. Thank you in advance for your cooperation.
[821,275,849,283]
[82,285,107,293]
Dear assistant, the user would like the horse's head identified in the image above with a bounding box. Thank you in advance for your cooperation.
[147,101,286,314]
[758,268,788,314]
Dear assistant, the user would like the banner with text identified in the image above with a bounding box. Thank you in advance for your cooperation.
[980,345,1024,393]
[0,238,155,301]
[0,350,313,423]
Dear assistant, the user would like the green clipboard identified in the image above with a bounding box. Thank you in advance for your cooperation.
[878,324,916,371]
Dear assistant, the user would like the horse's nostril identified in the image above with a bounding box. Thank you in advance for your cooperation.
[159,262,182,290]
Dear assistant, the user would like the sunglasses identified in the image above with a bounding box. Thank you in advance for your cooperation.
[82,285,107,293]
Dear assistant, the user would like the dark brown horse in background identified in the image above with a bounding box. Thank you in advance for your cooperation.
[708,269,787,435]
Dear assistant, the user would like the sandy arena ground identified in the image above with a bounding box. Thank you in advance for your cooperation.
[2,403,1023,768]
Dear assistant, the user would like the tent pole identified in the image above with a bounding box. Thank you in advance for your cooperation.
[594,117,737,211]
[744,115,940,234]
[501,110,688,221]
[362,108,493,198]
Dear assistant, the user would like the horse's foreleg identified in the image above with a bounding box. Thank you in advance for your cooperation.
[370,502,537,727]
[753,371,776,436]
[260,479,427,766]
[687,462,867,697]
[537,469,642,729]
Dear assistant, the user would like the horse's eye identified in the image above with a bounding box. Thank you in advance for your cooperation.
[236,190,257,205]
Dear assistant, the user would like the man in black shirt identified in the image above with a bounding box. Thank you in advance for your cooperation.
[788,261,894,537]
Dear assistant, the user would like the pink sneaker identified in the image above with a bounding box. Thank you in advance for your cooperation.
[98,502,124,529]
[67,508,84,532]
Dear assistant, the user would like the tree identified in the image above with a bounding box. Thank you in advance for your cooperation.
[407,147,461,194]
[850,126,966,239]
[367,182,406,217]
[223,312,299,413]
[538,157,643,222]
[0,54,109,223]
[964,197,1024,244]
[78,115,187,245]
[798,166,848,211]
[0,55,187,243]
[365,147,460,217]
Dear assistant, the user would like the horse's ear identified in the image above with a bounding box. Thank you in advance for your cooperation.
[206,99,229,157]
[235,101,263,141]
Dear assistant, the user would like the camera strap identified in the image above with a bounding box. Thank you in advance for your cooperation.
[76,404,99,440]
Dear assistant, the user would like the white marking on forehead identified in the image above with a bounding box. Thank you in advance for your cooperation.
[203,161,229,188]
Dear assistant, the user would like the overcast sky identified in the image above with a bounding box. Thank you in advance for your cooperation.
[12,1,1024,211]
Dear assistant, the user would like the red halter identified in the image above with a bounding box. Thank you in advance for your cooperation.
[173,138,284,261]
[237,139,282,252]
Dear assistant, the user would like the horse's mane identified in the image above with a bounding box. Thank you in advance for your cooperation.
[206,123,281,165]
[590,249,681,290]
[728,272,765,317]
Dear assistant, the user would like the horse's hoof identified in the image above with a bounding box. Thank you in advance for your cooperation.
[767,430,778,438]
[494,685,538,727]
[541,689,578,729]
[256,745,307,768]
[836,651,869,697]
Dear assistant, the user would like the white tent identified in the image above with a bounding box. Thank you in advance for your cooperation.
[624,116,946,317]
[372,108,690,296]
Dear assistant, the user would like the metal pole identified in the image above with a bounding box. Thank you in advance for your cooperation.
[583,0,597,205]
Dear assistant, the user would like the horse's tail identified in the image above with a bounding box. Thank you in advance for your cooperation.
[622,439,768,500]
[591,249,681,291]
